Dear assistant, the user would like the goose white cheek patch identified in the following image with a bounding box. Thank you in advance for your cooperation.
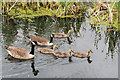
[29,39,32,41]
[48,42,53,45]
[32,42,36,45]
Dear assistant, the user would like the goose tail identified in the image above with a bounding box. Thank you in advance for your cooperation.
[5,46,9,49]
[26,35,30,38]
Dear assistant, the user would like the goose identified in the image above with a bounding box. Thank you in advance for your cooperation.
[52,49,73,62]
[27,35,54,47]
[5,41,37,60]
[52,30,72,38]
[37,46,58,54]
[69,49,93,58]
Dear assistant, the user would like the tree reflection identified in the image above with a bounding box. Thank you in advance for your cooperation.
[2,16,18,45]
[104,30,119,59]
[5,55,39,76]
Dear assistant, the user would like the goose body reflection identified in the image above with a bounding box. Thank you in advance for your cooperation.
[5,41,37,60]
[27,35,53,47]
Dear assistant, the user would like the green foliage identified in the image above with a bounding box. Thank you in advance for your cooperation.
[2,2,87,22]
[89,2,118,31]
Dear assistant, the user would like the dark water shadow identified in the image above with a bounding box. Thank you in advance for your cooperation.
[31,59,39,76]
[87,56,92,64]
[67,37,72,45]
[2,17,18,46]
[5,54,28,63]
[5,55,39,76]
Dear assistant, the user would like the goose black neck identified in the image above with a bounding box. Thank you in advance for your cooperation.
[30,43,35,55]
[49,36,53,43]
[31,61,35,71]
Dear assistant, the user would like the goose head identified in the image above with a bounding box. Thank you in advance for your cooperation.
[53,46,58,50]
[68,30,72,33]
[87,49,93,57]
[49,34,54,43]
[67,30,72,35]
[51,34,54,38]
[68,49,73,62]
[88,49,93,53]
[32,41,38,46]
[69,49,74,56]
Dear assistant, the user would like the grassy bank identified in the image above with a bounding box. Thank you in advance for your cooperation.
[2,1,87,21]
[88,2,118,31]
[1,1,119,31]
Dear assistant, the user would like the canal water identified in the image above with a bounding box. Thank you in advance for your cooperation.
[1,15,119,78]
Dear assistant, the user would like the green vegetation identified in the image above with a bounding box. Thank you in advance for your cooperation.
[2,2,87,22]
[1,1,119,30]
[88,2,119,31]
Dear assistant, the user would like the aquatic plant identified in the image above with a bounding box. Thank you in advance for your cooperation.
[88,1,119,31]
[1,1,119,31]
[1,1,87,22]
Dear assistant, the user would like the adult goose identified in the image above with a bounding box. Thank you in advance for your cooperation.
[69,49,93,58]
[37,46,58,54]
[27,35,53,47]
[52,30,72,38]
[52,49,73,62]
[5,41,37,60]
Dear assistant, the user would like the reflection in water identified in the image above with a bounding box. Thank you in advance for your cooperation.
[2,16,119,59]
[2,17,18,45]
[20,20,30,37]
[90,26,119,59]
[87,56,92,64]
[67,37,72,44]
[5,54,28,63]
[5,54,39,76]
[31,59,39,76]
[104,29,119,59]
[2,15,118,78]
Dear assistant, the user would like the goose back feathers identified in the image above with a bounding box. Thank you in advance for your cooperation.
[5,46,34,59]
[27,35,53,46]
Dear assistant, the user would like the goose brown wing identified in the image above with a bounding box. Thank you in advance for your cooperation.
[7,46,30,58]
[74,52,87,58]
[38,48,54,53]
[55,51,70,57]
[29,36,49,43]
[54,33,67,37]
